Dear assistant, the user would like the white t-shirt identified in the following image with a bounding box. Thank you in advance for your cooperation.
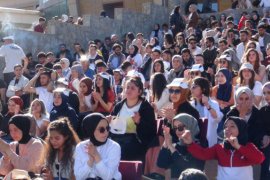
[36,87,54,112]
[84,94,92,110]
[0,43,26,73]
[110,102,142,134]
[235,81,263,96]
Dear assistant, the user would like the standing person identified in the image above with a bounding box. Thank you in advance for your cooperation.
[0,115,44,176]
[150,24,164,46]
[73,43,85,62]
[187,4,199,29]
[74,113,121,180]
[41,118,80,180]
[181,116,264,180]
[56,44,73,66]
[110,76,156,161]
[169,6,185,37]
[126,44,143,70]
[0,36,27,85]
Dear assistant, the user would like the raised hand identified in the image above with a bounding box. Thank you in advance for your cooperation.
[226,136,240,150]
[179,130,193,145]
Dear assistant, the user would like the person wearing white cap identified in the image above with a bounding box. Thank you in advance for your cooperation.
[189,64,204,80]
[0,35,27,85]
[237,62,263,107]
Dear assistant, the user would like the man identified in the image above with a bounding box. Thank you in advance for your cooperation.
[107,44,125,70]
[95,59,114,87]
[23,68,55,112]
[203,36,218,69]
[88,44,104,70]
[37,52,53,69]
[6,64,30,108]
[0,36,27,85]
[188,37,202,57]
[236,30,250,61]
[257,23,270,57]
[56,44,73,65]
[73,43,85,62]
[80,55,95,79]
[162,49,172,71]
[181,48,194,70]
[34,17,46,33]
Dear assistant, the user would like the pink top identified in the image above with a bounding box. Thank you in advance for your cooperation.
[0,138,44,175]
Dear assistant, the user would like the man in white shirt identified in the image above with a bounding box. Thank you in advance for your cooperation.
[0,36,27,85]
[236,29,249,62]
[23,68,55,112]
[188,37,202,57]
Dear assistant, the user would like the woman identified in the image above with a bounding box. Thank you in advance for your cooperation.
[28,99,50,138]
[150,24,163,46]
[190,77,223,147]
[181,116,264,180]
[0,115,44,176]
[0,96,24,143]
[41,118,80,180]
[150,73,170,115]
[110,76,156,161]
[227,86,267,179]
[68,64,85,93]
[125,32,135,55]
[151,59,167,80]
[157,113,204,179]
[149,37,161,50]
[126,44,143,70]
[169,5,185,36]
[74,113,121,180]
[243,48,266,82]
[92,72,115,115]
[50,88,78,130]
[237,63,262,107]
[219,14,227,29]
[259,82,270,180]
[78,77,93,113]
[113,69,124,103]
[60,58,71,80]
[174,32,188,55]
[162,33,175,54]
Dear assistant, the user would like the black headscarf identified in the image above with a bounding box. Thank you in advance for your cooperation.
[82,113,108,146]
[130,45,139,58]
[217,68,233,102]
[224,116,248,150]
[53,91,69,111]
[9,115,31,144]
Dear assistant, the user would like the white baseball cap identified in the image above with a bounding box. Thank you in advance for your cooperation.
[167,78,188,89]
[3,35,14,41]
[190,64,204,72]
[219,54,232,61]
[239,63,254,72]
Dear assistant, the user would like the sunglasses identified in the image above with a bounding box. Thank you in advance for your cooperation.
[190,71,200,76]
[173,125,185,132]
[97,126,110,133]
[169,89,181,94]
[219,60,227,64]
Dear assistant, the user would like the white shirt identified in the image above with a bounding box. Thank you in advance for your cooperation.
[190,46,203,57]
[6,75,29,97]
[237,42,261,62]
[36,87,54,112]
[127,53,143,69]
[0,43,26,73]
[260,0,270,8]
[74,139,121,180]
[235,81,263,97]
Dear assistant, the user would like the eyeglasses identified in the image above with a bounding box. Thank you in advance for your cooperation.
[169,89,181,94]
[190,71,200,76]
[219,60,227,64]
[97,126,110,133]
[173,125,185,132]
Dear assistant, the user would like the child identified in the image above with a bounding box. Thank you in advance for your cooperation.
[180,116,264,180]
[41,118,80,180]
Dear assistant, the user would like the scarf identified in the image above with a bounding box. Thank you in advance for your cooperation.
[217,68,233,102]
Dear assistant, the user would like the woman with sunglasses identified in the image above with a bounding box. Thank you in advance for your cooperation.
[157,113,204,179]
[109,76,156,161]
[190,77,223,147]
[236,63,262,107]
[174,32,188,55]
[74,113,121,180]
[180,116,264,180]
[41,118,80,180]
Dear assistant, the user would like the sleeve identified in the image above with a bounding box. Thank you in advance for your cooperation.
[187,143,218,161]
[74,143,93,179]
[8,141,44,172]
[0,46,6,56]
[108,89,115,103]
[238,143,265,164]
[253,82,263,96]
[155,89,170,110]
[156,147,173,169]
[95,142,121,179]
[6,84,15,98]
[135,54,143,68]
[35,87,41,95]
[209,100,223,122]
[18,48,26,60]
[0,156,13,176]
[68,108,78,130]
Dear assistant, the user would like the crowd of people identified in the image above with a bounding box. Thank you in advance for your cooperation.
[0,2,270,180]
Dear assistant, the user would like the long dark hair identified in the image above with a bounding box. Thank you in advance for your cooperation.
[240,69,255,90]
[152,73,167,101]
[45,118,80,172]
[152,59,165,73]
[164,33,174,45]
[192,77,211,105]
[245,48,260,74]
[95,76,111,103]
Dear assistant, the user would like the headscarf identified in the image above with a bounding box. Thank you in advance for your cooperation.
[71,64,85,79]
[234,86,254,106]
[223,116,248,150]
[82,113,108,146]
[53,90,69,112]
[9,115,31,144]
[60,58,70,69]
[80,77,93,96]
[129,45,139,58]
[173,113,200,146]
[217,68,233,102]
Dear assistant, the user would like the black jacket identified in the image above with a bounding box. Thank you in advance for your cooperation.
[111,98,156,148]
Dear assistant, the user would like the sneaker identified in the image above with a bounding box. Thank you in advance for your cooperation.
[142,173,165,180]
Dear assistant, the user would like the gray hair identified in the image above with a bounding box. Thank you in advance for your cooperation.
[179,168,208,180]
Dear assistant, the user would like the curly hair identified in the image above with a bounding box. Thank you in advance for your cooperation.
[44,118,80,173]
